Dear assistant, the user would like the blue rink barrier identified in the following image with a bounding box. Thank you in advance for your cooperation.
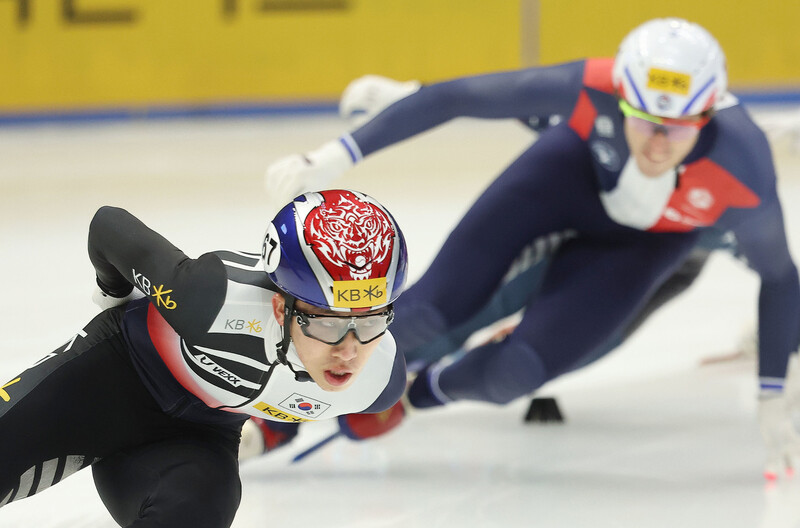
[0,101,339,126]
[0,89,799,127]
[736,90,800,105]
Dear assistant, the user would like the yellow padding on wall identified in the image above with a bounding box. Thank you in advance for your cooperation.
[538,1,800,89]
[0,0,520,111]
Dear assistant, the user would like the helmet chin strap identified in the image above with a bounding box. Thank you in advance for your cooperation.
[276,295,313,382]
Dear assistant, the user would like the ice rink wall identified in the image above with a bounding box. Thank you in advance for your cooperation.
[1,0,799,121]
[0,0,521,118]
[535,1,800,94]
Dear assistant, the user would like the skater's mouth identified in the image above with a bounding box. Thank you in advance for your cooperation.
[324,369,353,386]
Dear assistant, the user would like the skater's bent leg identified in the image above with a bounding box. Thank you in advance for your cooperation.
[93,434,241,528]
[401,252,555,367]
[568,245,713,371]
[389,294,449,359]
[0,307,160,507]
[436,339,548,405]
[621,246,712,339]
[409,232,699,407]
[394,136,595,362]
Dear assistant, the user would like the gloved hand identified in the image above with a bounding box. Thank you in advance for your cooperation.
[758,392,800,480]
[337,399,405,441]
[92,284,144,310]
[264,138,355,211]
[339,74,421,128]
[239,417,300,461]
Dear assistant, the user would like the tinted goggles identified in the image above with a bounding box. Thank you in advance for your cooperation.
[292,308,394,345]
[619,99,709,141]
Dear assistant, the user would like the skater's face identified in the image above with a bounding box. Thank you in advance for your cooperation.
[273,294,387,392]
[620,99,708,177]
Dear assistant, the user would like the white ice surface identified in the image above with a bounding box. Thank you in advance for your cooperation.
[1,109,800,527]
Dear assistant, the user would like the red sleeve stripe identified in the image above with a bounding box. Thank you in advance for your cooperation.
[146,303,227,409]
[583,58,615,94]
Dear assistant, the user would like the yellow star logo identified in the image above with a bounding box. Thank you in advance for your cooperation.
[152,284,177,309]
[1,378,21,402]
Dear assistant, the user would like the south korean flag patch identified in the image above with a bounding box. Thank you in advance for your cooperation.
[279,393,331,419]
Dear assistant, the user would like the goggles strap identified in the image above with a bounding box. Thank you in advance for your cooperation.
[277,295,312,382]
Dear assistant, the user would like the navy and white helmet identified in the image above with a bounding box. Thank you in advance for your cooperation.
[263,189,408,312]
[612,18,727,118]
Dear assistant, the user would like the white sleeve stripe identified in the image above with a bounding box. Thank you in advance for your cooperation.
[194,344,271,371]
[218,249,260,258]
[221,260,262,271]
[339,133,363,163]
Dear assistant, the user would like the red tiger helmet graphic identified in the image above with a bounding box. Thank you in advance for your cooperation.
[263,189,408,311]
[304,190,394,282]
